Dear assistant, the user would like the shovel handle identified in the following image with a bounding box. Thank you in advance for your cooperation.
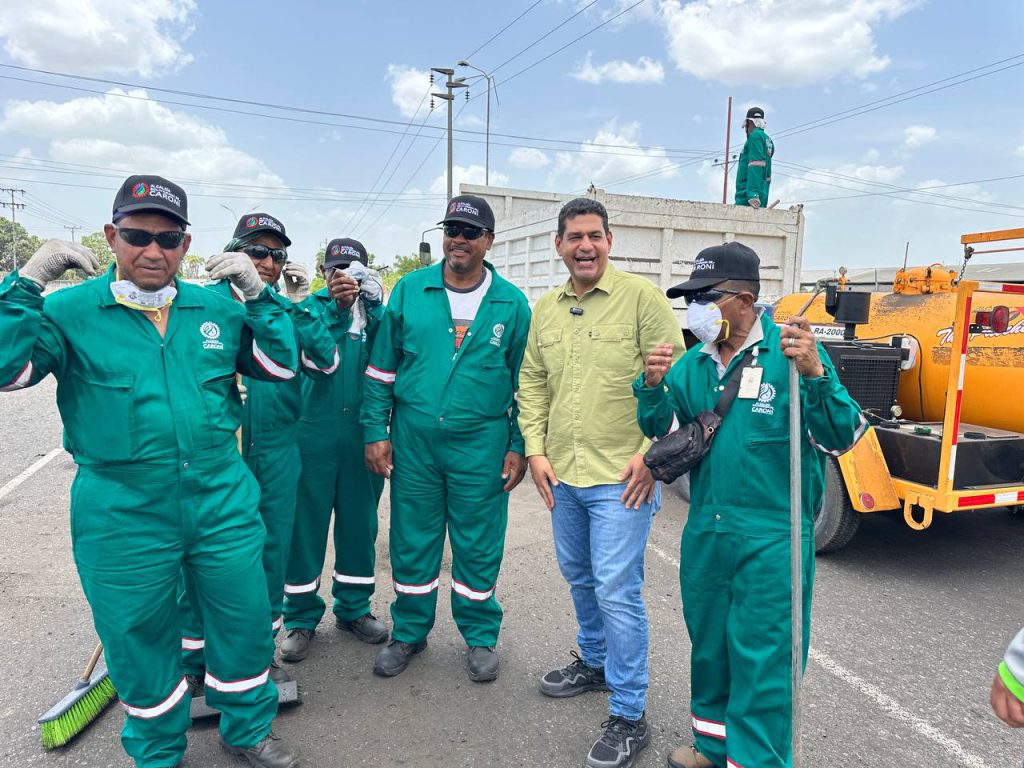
[81,642,104,684]
[235,373,243,454]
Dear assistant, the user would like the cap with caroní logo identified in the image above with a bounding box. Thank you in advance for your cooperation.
[324,238,368,269]
[231,212,291,247]
[112,174,189,227]
[745,106,765,121]
[666,241,761,298]
[439,194,495,231]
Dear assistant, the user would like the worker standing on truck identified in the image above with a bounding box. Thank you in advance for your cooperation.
[735,107,774,208]
[179,212,339,689]
[362,194,531,682]
[634,242,865,768]
[280,238,390,663]
[0,176,299,768]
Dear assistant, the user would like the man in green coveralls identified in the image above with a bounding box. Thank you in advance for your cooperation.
[280,237,389,662]
[634,242,866,768]
[179,212,339,687]
[0,176,300,768]
[735,106,774,208]
[362,194,531,682]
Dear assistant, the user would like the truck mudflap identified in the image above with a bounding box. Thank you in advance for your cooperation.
[836,426,900,513]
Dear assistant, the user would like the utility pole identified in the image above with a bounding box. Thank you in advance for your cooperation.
[64,224,81,243]
[458,60,499,186]
[0,187,26,272]
[431,67,468,201]
[722,96,733,205]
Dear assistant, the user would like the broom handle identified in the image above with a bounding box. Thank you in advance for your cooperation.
[80,642,104,684]
[236,373,243,454]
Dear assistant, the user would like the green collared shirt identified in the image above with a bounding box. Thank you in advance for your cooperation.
[518,263,685,487]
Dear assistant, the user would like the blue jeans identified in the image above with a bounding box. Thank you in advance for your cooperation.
[550,481,661,720]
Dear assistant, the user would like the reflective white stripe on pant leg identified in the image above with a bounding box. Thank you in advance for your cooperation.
[394,577,439,595]
[284,577,320,595]
[691,714,727,738]
[0,360,32,391]
[333,571,376,585]
[121,677,188,719]
[272,616,283,632]
[205,667,270,693]
[451,579,494,601]
[181,637,205,651]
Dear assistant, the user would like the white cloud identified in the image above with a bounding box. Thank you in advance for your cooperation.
[658,0,920,87]
[552,121,676,190]
[429,164,510,196]
[387,65,431,119]
[2,89,284,187]
[508,147,551,170]
[903,124,936,149]
[572,52,665,84]
[773,162,906,204]
[0,0,196,77]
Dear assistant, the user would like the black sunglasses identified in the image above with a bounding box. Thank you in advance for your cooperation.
[240,244,288,264]
[117,227,186,249]
[683,288,740,306]
[443,222,487,241]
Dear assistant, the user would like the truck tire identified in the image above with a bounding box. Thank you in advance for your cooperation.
[815,458,861,554]
[669,472,691,503]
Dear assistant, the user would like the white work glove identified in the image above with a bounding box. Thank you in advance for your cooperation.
[281,262,310,303]
[20,239,99,288]
[206,251,264,301]
[748,197,761,209]
[343,262,383,303]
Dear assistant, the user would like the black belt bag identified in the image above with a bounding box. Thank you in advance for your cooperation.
[643,354,755,484]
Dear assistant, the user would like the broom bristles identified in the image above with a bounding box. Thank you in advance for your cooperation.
[40,676,116,749]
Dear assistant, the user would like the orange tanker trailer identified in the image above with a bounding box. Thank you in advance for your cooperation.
[774,228,1024,553]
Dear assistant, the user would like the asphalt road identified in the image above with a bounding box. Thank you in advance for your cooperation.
[1,381,1023,767]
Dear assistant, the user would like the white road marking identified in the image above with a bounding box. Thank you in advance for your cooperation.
[645,540,992,768]
[0,448,64,502]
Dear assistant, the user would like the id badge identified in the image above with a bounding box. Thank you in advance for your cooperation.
[738,366,763,399]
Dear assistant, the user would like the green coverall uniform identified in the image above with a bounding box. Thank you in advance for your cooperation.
[283,289,386,629]
[735,126,774,207]
[0,267,298,768]
[361,261,530,647]
[180,281,339,673]
[633,313,865,768]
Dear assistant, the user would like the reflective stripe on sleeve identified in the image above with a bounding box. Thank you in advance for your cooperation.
[272,616,283,632]
[807,412,868,457]
[301,347,340,374]
[451,579,494,601]
[0,361,33,391]
[252,341,295,380]
[121,678,188,719]
[748,160,767,167]
[659,413,680,438]
[364,365,396,384]
[727,760,746,768]
[181,637,205,651]
[394,577,439,595]
[283,577,320,595]
[691,714,726,739]
[205,667,270,693]
[333,571,375,585]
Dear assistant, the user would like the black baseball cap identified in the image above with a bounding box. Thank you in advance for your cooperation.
[112,174,189,227]
[324,238,368,269]
[745,106,765,121]
[231,212,291,247]
[666,242,761,298]
[439,194,495,231]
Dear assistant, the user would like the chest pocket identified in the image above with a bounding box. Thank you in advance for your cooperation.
[589,323,638,373]
[60,371,137,463]
[197,366,239,448]
[537,328,563,375]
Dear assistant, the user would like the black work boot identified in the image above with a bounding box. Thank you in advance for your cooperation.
[585,714,650,768]
[268,660,292,684]
[185,673,205,698]
[279,628,314,662]
[466,646,499,682]
[336,613,388,644]
[219,731,299,768]
[540,651,610,698]
[373,639,427,677]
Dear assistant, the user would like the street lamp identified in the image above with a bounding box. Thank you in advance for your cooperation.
[218,202,262,222]
[457,60,499,187]
[420,226,440,266]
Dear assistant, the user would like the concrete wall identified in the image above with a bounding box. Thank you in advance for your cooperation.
[463,184,805,325]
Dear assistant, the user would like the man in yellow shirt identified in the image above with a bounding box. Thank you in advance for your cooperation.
[518,197,684,768]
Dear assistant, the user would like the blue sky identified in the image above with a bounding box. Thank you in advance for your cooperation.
[1,0,1022,275]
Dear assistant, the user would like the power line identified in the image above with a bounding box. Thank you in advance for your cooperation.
[463,0,546,61]
[487,0,602,75]
[786,172,1024,205]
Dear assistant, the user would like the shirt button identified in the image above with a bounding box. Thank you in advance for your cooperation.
[715,514,721,520]
[449,328,454,333]
[183,461,190,469]
[439,416,445,422]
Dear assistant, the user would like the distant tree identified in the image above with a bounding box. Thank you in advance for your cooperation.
[383,253,426,291]
[0,217,43,272]
[179,253,206,280]
[81,231,114,270]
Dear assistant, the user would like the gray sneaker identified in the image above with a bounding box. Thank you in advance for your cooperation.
[585,714,650,768]
[279,628,314,663]
[219,731,299,768]
[467,646,499,682]
[336,613,388,644]
[540,651,610,698]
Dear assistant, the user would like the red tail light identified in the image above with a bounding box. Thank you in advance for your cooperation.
[974,306,1010,333]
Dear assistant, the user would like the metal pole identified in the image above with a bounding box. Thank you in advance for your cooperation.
[1,188,26,271]
[722,97,733,204]
[485,77,491,186]
[447,71,454,202]
[64,225,80,243]
[789,357,803,768]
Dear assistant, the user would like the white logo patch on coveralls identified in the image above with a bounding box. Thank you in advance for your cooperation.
[200,321,224,350]
[751,382,776,415]
[489,323,505,347]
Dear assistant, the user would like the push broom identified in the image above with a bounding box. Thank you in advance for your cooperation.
[38,641,117,748]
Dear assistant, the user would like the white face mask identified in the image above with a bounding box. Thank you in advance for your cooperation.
[110,280,177,312]
[687,300,730,345]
